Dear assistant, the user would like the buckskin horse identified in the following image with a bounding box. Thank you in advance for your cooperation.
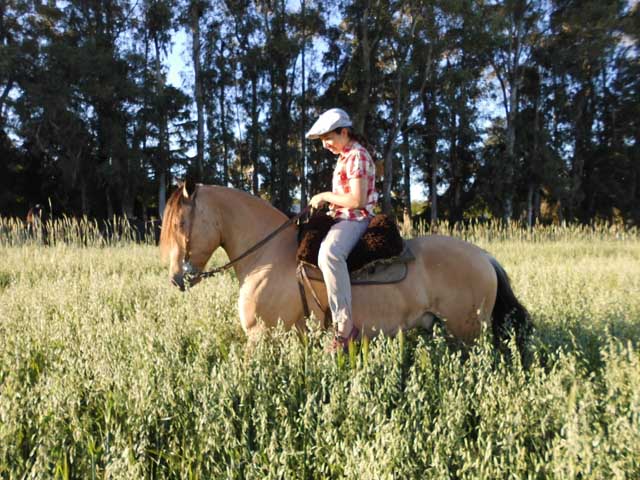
[160,180,530,348]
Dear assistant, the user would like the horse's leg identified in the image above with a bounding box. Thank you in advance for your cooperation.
[238,276,308,337]
[429,289,493,342]
[238,287,264,338]
[421,254,497,343]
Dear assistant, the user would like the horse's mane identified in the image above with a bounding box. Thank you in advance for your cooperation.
[159,187,185,261]
[159,184,289,262]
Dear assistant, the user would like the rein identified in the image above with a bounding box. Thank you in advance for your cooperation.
[182,190,310,286]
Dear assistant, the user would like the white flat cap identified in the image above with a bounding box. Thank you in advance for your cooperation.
[305,108,352,139]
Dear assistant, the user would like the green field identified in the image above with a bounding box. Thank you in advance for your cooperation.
[1,221,639,479]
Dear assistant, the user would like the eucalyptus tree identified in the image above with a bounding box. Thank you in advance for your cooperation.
[590,1,639,223]
[58,0,142,217]
[137,0,177,218]
[10,0,132,217]
[256,0,304,212]
[413,1,446,225]
[344,0,389,134]
[175,0,207,181]
[223,0,266,196]
[376,0,425,215]
[609,2,640,222]
[514,65,554,225]
[0,1,37,213]
[423,0,485,223]
[201,3,235,187]
[0,0,25,130]
[480,0,544,222]
[290,0,324,209]
[315,0,390,210]
[546,0,629,221]
[401,0,482,225]
[299,0,308,208]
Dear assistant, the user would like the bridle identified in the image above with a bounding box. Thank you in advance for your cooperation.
[180,186,311,287]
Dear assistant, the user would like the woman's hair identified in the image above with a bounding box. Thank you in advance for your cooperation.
[340,127,383,178]
[329,126,375,158]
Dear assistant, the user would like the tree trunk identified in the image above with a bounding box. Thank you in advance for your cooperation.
[278,72,291,212]
[534,186,541,225]
[430,154,438,227]
[382,67,412,215]
[529,76,541,228]
[504,82,518,223]
[120,122,135,218]
[154,37,169,219]
[422,89,438,225]
[300,0,307,210]
[218,54,229,186]
[106,189,114,218]
[80,178,89,216]
[569,82,593,221]
[401,129,411,231]
[250,72,259,195]
[158,171,166,221]
[527,182,534,228]
[0,80,14,128]
[449,110,463,223]
[191,2,204,180]
[353,0,375,133]
[382,149,393,215]
[268,69,278,204]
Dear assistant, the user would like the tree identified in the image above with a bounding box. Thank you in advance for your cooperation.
[189,0,205,181]
[140,0,174,218]
[377,0,431,215]
[482,0,544,222]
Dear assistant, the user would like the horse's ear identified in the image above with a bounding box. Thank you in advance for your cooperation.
[182,176,196,199]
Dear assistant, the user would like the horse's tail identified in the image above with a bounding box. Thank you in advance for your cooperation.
[489,257,532,354]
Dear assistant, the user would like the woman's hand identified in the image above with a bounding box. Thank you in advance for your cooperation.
[310,181,368,210]
[309,192,328,209]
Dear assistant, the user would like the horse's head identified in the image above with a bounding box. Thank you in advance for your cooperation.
[160,179,222,290]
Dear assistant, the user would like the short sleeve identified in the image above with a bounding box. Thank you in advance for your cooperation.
[346,149,371,180]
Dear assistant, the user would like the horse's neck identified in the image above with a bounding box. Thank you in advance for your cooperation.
[207,187,295,281]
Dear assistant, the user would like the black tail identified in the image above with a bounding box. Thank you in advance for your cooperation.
[489,257,532,354]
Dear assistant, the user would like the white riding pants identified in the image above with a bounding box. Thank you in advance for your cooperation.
[317,217,371,337]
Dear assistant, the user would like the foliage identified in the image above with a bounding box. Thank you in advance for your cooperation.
[0,220,639,478]
[0,0,638,225]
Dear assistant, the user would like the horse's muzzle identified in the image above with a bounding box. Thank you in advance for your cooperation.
[171,273,186,291]
[171,261,200,291]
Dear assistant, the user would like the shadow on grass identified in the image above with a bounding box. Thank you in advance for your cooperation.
[531,315,639,372]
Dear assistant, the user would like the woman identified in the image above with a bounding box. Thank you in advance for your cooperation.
[306,108,378,353]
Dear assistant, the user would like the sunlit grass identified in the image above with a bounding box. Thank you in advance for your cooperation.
[0,219,638,478]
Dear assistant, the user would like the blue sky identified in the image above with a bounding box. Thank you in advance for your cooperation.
[164,28,432,201]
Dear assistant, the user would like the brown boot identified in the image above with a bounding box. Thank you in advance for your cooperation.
[326,326,360,354]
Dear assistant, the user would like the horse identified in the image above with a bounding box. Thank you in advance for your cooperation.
[160,180,530,348]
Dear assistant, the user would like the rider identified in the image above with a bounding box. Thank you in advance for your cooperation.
[306,108,378,353]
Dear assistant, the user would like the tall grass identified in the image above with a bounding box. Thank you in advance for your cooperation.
[3,215,638,248]
[0,218,638,478]
[0,216,157,248]
[404,218,639,244]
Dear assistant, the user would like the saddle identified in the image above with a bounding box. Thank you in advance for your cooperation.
[295,213,415,324]
[297,213,414,283]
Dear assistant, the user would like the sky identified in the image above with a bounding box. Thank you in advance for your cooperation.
[164,28,432,202]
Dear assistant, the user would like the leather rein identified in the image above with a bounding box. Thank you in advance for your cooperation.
[181,187,311,286]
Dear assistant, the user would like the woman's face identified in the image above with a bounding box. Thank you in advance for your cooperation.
[320,128,350,154]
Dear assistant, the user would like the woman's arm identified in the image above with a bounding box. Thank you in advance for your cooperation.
[310,177,367,209]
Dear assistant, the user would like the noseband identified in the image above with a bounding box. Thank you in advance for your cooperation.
[180,187,310,287]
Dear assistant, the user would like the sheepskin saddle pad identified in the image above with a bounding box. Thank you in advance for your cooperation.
[296,213,415,285]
